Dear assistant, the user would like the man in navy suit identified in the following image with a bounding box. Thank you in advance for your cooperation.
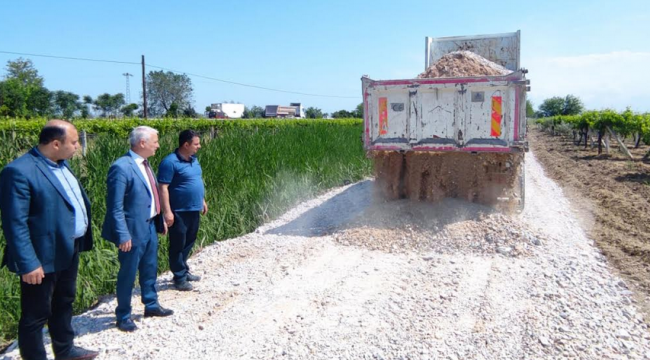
[102,126,173,332]
[0,120,98,360]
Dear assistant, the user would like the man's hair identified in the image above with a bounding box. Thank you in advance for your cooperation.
[129,126,159,148]
[179,129,199,147]
[39,126,67,145]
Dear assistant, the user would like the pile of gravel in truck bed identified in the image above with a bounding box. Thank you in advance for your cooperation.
[418,50,512,78]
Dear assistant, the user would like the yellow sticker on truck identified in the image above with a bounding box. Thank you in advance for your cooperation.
[491,96,502,137]
[379,97,388,135]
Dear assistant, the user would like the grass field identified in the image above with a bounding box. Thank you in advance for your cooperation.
[0,121,372,347]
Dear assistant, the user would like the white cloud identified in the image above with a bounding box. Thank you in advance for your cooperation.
[526,51,650,112]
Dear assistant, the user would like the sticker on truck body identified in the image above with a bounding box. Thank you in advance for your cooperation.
[379,97,388,135]
[391,103,404,112]
[491,96,502,137]
[471,91,484,102]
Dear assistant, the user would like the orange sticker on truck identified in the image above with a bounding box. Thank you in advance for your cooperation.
[491,96,502,137]
[379,97,388,135]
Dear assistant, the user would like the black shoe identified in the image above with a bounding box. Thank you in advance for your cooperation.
[174,281,193,291]
[55,345,99,360]
[144,306,174,318]
[186,273,201,282]
[116,318,137,332]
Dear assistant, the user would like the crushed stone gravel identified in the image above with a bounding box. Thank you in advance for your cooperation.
[2,153,649,360]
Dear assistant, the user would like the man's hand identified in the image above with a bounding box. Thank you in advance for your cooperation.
[202,200,208,216]
[119,240,132,252]
[22,266,45,285]
[164,211,174,227]
[162,221,168,236]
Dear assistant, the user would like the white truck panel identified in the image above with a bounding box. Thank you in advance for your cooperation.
[368,90,409,141]
[419,88,456,140]
[362,74,527,152]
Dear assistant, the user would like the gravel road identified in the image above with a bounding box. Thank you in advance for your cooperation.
[3,153,650,360]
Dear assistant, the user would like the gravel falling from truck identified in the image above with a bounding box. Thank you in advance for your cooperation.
[373,151,524,211]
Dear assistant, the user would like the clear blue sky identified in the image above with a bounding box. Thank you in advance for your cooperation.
[1,0,648,114]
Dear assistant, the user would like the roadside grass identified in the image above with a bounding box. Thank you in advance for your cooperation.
[0,121,371,347]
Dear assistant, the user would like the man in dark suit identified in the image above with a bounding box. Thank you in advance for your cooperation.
[0,120,98,360]
[102,126,173,332]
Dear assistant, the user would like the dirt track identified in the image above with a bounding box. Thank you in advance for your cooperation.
[2,149,650,359]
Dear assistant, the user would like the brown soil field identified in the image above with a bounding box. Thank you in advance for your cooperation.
[529,128,650,322]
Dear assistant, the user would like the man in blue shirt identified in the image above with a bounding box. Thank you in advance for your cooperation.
[0,120,98,360]
[158,130,208,291]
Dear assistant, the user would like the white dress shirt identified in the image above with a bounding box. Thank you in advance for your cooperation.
[129,150,157,219]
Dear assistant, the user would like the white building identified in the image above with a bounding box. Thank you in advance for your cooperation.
[209,103,245,119]
[264,103,305,118]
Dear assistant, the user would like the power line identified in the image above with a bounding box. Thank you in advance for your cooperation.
[147,64,359,99]
[0,50,359,99]
[0,50,140,65]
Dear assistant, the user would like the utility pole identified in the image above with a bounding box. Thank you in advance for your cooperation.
[122,72,133,104]
[142,55,148,119]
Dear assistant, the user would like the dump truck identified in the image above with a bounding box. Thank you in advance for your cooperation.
[361,31,530,212]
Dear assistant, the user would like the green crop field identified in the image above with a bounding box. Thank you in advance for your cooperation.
[0,118,372,347]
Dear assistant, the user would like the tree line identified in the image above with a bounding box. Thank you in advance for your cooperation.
[0,58,197,119]
[532,94,650,157]
[0,57,367,120]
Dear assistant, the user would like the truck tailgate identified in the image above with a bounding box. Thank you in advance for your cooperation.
[362,73,527,152]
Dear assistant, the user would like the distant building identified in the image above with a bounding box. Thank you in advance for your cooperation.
[264,103,305,118]
[208,103,244,119]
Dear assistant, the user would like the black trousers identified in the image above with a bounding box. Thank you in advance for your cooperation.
[168,211,200,283]
[19,250,79,360]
